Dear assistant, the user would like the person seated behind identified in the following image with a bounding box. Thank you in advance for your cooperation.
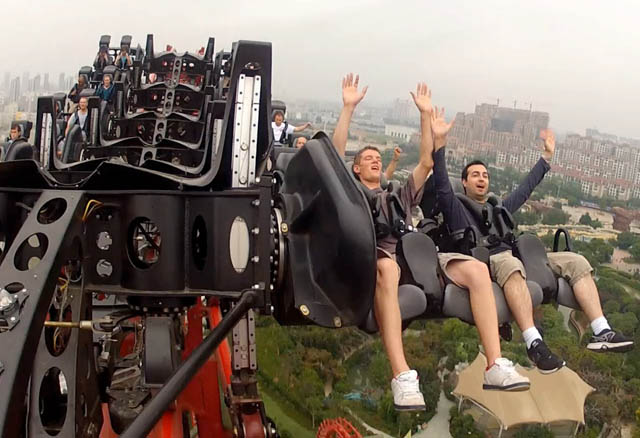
[272,110,311,146]
[93,47,113,71]
[294,136,308,149]
[68,75,88,105]
[95,74,115,102]
[383,146,403,181]
[2,122,31,161]
[431,124,635,373]
[65,96,90,140]
[115,47,132,70]
[333,74,530,411]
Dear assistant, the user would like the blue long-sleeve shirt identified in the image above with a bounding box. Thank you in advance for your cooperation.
[432,147,550,253]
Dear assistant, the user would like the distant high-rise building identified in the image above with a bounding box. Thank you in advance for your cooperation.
[9,77,20,103]
[58,73,66,91]
[21,72,30,93]
[44,73,50,92]
[2,72,10,93]
[32,74,41,93]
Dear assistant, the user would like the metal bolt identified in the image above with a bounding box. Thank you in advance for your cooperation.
[10,316,16,322]
[281,223,289,234]
[333,316,342,328]
[255,177,261,183]
[252,256,260,263]
[0,290,14,311]
[251,199,260,207]
[252,227,260,235]
[299,305,310,316]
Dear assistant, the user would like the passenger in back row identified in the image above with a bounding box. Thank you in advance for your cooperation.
[431,118,634,374]
[332,74,530,412]
[272,110,311,146]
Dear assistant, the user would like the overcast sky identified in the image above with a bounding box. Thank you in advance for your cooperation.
[2,0,639,138]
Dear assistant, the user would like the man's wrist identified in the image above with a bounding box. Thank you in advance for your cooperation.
[434,138,447,149]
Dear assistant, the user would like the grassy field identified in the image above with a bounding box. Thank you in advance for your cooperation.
[261,388,316,438]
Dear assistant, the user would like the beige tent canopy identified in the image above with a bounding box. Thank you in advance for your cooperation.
[453,353,594,433]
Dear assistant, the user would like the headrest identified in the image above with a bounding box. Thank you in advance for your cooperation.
[79,88,95,98]
[120,35,132,50]
[10,120,33,138]
[103,65,117,77]
[79,66,93,79]
[271,99,286,118]
[450,176,465,194]
[99,34,111,49]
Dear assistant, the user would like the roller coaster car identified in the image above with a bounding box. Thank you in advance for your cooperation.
[273,139,582,336]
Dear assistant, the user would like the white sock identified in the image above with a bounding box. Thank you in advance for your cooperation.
[522,327,543,349]
[590,316,611,335]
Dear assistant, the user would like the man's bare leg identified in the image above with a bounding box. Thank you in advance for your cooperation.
[374,257,409,377]
[572,275,604,322]
[502,273,535,331]
[446,260,500,366]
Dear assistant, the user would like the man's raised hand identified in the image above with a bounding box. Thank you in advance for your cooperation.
[540,129,555,161]
[410,82,433,115]
[431,106,455,150]
[392,146,403,161]
[341,73,368,108]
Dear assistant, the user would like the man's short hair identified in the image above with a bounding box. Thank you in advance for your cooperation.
[462,159,489,180]
[10,123,21,133]
[354,146,381,165]
[273,110,284,120]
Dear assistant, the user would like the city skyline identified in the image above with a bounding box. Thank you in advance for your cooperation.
[1,0,639,138]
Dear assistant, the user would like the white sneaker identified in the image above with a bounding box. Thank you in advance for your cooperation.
[483,358,530,391]
[391,370,426,411]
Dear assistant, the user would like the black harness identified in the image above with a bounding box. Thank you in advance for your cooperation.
[450,193,517,253]
[277,121,289,144]
[359,181,413,241]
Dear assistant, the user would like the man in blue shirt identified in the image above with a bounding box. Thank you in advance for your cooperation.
[430,111,634,373]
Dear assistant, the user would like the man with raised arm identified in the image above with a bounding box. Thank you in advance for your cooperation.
[431,118,634,374]
[332,74,530,411]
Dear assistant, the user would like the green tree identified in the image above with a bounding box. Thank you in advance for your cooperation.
[579,213,593,226]
[514,425,555,438]
[449,407,484,438]
[514,210,541,226]
[542,208,570,225]
[630,244,640,263]
[617,232,640,250]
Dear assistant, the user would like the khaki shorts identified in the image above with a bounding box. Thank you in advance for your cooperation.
[377,248,476,287]
[547,251,593,286]
[437,252,478,288]
[489,250,526,288]
[490,250,593,288]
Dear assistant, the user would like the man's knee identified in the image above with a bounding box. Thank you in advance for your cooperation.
[453,259,490,288]
[376,258,400,285]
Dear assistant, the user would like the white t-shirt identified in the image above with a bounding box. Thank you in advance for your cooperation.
[272,121,294,144]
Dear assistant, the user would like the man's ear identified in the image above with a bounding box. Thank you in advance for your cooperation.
[353,164,361,175]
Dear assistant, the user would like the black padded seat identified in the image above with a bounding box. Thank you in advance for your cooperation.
[360,284,428,334]
[443,280,543,324]
[515,233,560,302]
[103,65,117,78]
[556,278,580,309]
[4,140,36,161]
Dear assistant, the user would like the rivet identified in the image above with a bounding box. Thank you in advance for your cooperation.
[281,223,288,234]
[299,305,310,316]
[333,316,342,328]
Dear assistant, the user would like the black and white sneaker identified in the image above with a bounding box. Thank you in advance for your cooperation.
[587,329,634,353]
[527,339,566,374]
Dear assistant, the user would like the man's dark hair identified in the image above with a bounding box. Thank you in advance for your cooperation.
[354,145,381,165]
[272,110,284,120]
[10,123,21,133]
[462,159,489,180]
